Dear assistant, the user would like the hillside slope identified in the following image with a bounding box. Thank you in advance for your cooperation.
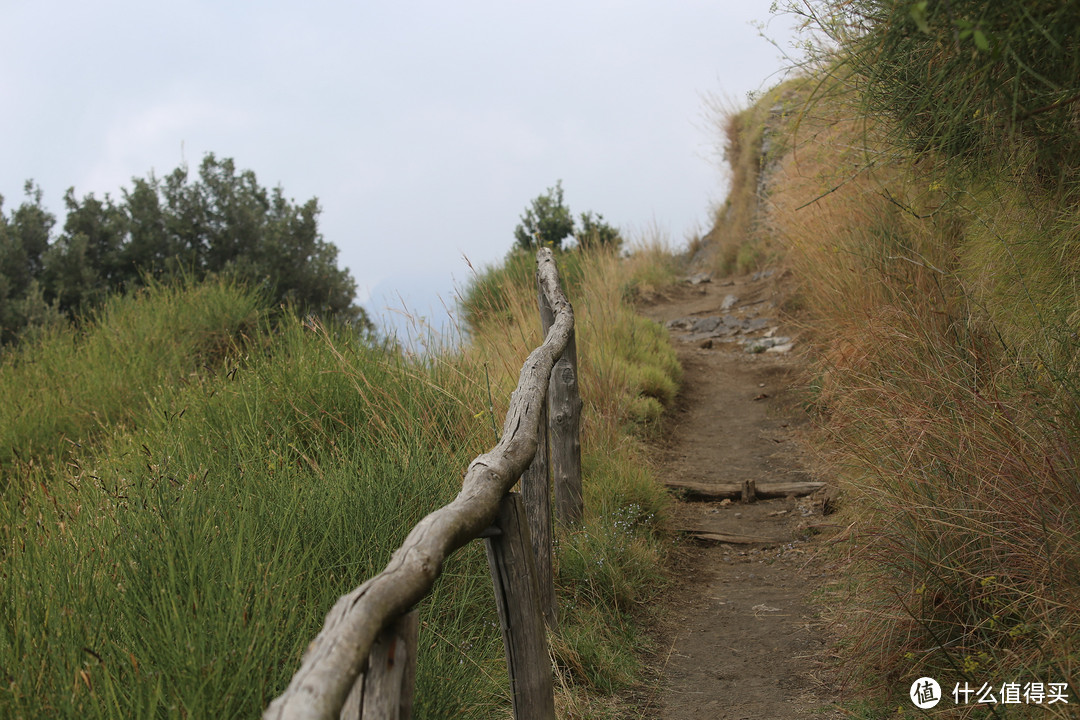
[0,249,682,718]
[698,30,1080,715]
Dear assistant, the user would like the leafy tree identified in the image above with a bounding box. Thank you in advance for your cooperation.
[576,211,621,250]
[0,155,370,347]
[0,183,60,343]
[2,183,54,295]
[122,176,177,280]
[514,180,575,250]
[513,182,622,253]
[166,155,364,323]
[42,188,130,313]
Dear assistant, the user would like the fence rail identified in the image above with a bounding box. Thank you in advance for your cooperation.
[264,248,582,720]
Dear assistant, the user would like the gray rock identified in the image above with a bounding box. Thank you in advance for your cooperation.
[744,336,791,354]
[744,317,771,332]
[690,316,723,334]
[686,272,712,285]
[721,294,739,311]
[665,318,692,331]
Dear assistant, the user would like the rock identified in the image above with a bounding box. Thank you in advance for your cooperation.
[744,317,770,332]
[686,272,712,285]
[721,294,739,311]
[690,316,723,334]
[766,342,795,354]
[750,269,776,282]
[744,336,791,354]
[665,318,692,330]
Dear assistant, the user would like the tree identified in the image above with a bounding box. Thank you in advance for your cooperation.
[514,180,575,250]
[576,211,621,250]
[0,155,371,346]
[513,182,622,253]
[42,188,130,313]
[0,183,60,344]
[122,176,177,280]
[156,156,365,326]
[2,183,54,295]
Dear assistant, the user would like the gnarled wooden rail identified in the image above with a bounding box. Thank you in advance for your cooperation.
[264,248,579,720]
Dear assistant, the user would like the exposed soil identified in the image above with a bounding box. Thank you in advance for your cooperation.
[633,270,843,720]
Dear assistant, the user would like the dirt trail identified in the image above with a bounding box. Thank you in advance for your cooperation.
[636,270,842,720]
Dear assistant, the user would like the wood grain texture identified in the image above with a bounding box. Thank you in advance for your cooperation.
[264,248,574,720]
[339,611,418,720]
[549,328,583,529]
[684,530,781,545]
[523,277,556,629]
[485,493,556,720]
[535,258,583,529]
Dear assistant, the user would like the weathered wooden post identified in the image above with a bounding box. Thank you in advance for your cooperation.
[523,277,556,630]
[535,256,583,529]
[549,329,583,528]
[339,611,418,720]
[485,492,556,720]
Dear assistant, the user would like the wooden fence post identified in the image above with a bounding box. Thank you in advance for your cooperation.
[339,610,419,720]
[524,280,556,630]
[485,493,556,720]
[535,267,583,530]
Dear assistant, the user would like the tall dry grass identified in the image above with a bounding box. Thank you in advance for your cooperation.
[751,72,1080,715]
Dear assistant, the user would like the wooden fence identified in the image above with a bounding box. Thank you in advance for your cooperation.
[264,248,583,720]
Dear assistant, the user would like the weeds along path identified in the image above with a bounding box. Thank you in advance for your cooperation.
[636,270,843,720]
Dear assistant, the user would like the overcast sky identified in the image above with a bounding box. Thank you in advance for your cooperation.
[1,0,801,336]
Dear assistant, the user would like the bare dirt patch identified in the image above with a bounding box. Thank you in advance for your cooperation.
[634,271,843,720]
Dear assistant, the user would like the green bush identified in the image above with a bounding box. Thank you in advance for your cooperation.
[805,0,1080,181]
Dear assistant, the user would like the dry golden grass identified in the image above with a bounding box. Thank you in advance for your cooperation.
[722,71,1080,714]
[452,244,682,709]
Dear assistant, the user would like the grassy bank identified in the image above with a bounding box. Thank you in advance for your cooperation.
[0,246,680,718]
[458,244,681,713]
[703,6,1080,714]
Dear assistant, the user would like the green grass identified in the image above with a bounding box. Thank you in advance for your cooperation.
[0,276,263,473]
[799,0,1080,184]
[1,313,506,718]
[0,241,683,717]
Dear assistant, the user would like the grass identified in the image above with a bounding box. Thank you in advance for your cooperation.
[1,312,505,718]
[717,49,1080,715]
[700,79,807,277]
[0,240,683,717]
[792,0,1080,185]
[456,243,681,710]
[0,276,263,474]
